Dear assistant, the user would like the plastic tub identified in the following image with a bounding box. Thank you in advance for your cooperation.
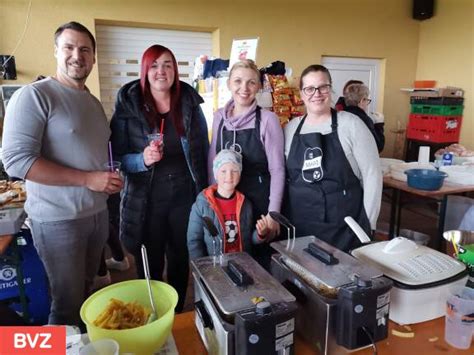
[413,80,436,88]
[390,162,434,182]
[404,169,448,191]
[80,280,177,355]
[399,229,430,246]
[79,339,119,355]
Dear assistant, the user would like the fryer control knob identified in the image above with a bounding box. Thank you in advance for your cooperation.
[256,301,271,315]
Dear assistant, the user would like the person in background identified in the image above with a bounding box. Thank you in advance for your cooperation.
[208,59,285,268]
[110,44,208,312]
[187,149,269,259]
[334,79,363,111]
[284,65,382,252]
[344,83,385,152]
[2,22,123,325]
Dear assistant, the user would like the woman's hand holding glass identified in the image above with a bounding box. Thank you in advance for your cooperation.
[144,133,164,167]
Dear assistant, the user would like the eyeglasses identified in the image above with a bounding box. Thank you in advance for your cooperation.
[301,84,332,96]
[364,98,372,104]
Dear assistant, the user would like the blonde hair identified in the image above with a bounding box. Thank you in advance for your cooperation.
[229,59,261,81]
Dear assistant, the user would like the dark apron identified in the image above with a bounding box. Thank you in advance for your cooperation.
[217,106,270,218]
[217,106,272,268]
[286,109,371,252]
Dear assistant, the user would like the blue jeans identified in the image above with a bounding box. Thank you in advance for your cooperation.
[30,210,108,326]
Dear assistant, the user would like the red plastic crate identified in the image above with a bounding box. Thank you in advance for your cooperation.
[406,114,462,143]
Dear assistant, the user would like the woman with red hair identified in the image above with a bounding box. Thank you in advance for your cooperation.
[110,45,208,311]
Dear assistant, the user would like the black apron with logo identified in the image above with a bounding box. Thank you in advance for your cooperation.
[217,107,272,268]
[286,109,371,252]
[217,106,270,218]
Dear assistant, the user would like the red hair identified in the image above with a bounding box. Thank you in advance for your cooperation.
[140,45,183,135]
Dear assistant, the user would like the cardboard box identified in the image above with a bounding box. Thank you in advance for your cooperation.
[409,87,464,98]
[0,208,26,235]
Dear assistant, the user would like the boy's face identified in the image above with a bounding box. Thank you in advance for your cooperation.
[216,162,241,194]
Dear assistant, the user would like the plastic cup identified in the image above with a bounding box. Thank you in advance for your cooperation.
[147,133,164,146]
[103,161,121,173]
[444,286,474,349]
[79,338,119,355]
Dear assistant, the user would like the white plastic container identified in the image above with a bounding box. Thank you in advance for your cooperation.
[445,287,474,349]
[352,238,469,324]
[389,277,468,325]
[79,339,119,355]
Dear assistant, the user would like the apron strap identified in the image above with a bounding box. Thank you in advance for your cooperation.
[254,105,262,137]
[294,114,308,136]
[217,105,262,152]
[330,108,338,132]
[217,114,224,152]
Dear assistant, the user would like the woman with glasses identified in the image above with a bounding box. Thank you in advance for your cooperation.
[344,83,385,152]
[208,59,285,268]
[283,65,382,252]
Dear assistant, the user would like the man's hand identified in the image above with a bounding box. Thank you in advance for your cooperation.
[85,171,123,194]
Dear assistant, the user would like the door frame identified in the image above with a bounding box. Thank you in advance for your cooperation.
[322,56,383,113]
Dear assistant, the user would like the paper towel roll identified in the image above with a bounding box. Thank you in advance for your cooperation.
[418,146,430,164]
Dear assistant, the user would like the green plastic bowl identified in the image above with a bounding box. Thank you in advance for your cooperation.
[80,280,177,355]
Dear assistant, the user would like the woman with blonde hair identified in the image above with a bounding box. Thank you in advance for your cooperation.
[208,59,285,268]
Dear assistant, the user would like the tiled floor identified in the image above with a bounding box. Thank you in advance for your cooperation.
[108,191,448,312]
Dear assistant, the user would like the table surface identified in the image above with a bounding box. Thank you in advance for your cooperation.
[172,311,473,354]
[383,176,474,198]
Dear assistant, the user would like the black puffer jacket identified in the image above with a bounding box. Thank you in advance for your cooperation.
[110,80,209,254]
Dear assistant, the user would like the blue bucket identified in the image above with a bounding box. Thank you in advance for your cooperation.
[404,169,448,191]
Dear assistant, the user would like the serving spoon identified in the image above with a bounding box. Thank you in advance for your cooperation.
[141,244,158,323]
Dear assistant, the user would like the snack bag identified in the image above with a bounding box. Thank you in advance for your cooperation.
[291,88,303,106]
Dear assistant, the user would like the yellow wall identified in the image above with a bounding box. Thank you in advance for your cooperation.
[1,0,424,156]
[416,0,473,150]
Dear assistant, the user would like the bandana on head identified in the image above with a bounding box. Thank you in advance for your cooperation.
[213,149,242,179]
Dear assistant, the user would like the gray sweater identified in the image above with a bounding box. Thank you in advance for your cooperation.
[1,77,110,222]
[284,111,382,229]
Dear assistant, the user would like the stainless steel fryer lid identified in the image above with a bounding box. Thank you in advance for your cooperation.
[271,236,383,289]
[191,252,295,316]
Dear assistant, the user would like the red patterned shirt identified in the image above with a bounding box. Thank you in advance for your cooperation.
[215,193,242,253]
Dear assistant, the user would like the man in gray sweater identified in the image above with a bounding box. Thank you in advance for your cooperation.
[1,22,123,326]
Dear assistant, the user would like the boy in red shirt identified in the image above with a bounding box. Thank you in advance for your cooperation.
[187,149,269,259]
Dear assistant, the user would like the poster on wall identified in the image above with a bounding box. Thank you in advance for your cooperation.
[229,38,259,68]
